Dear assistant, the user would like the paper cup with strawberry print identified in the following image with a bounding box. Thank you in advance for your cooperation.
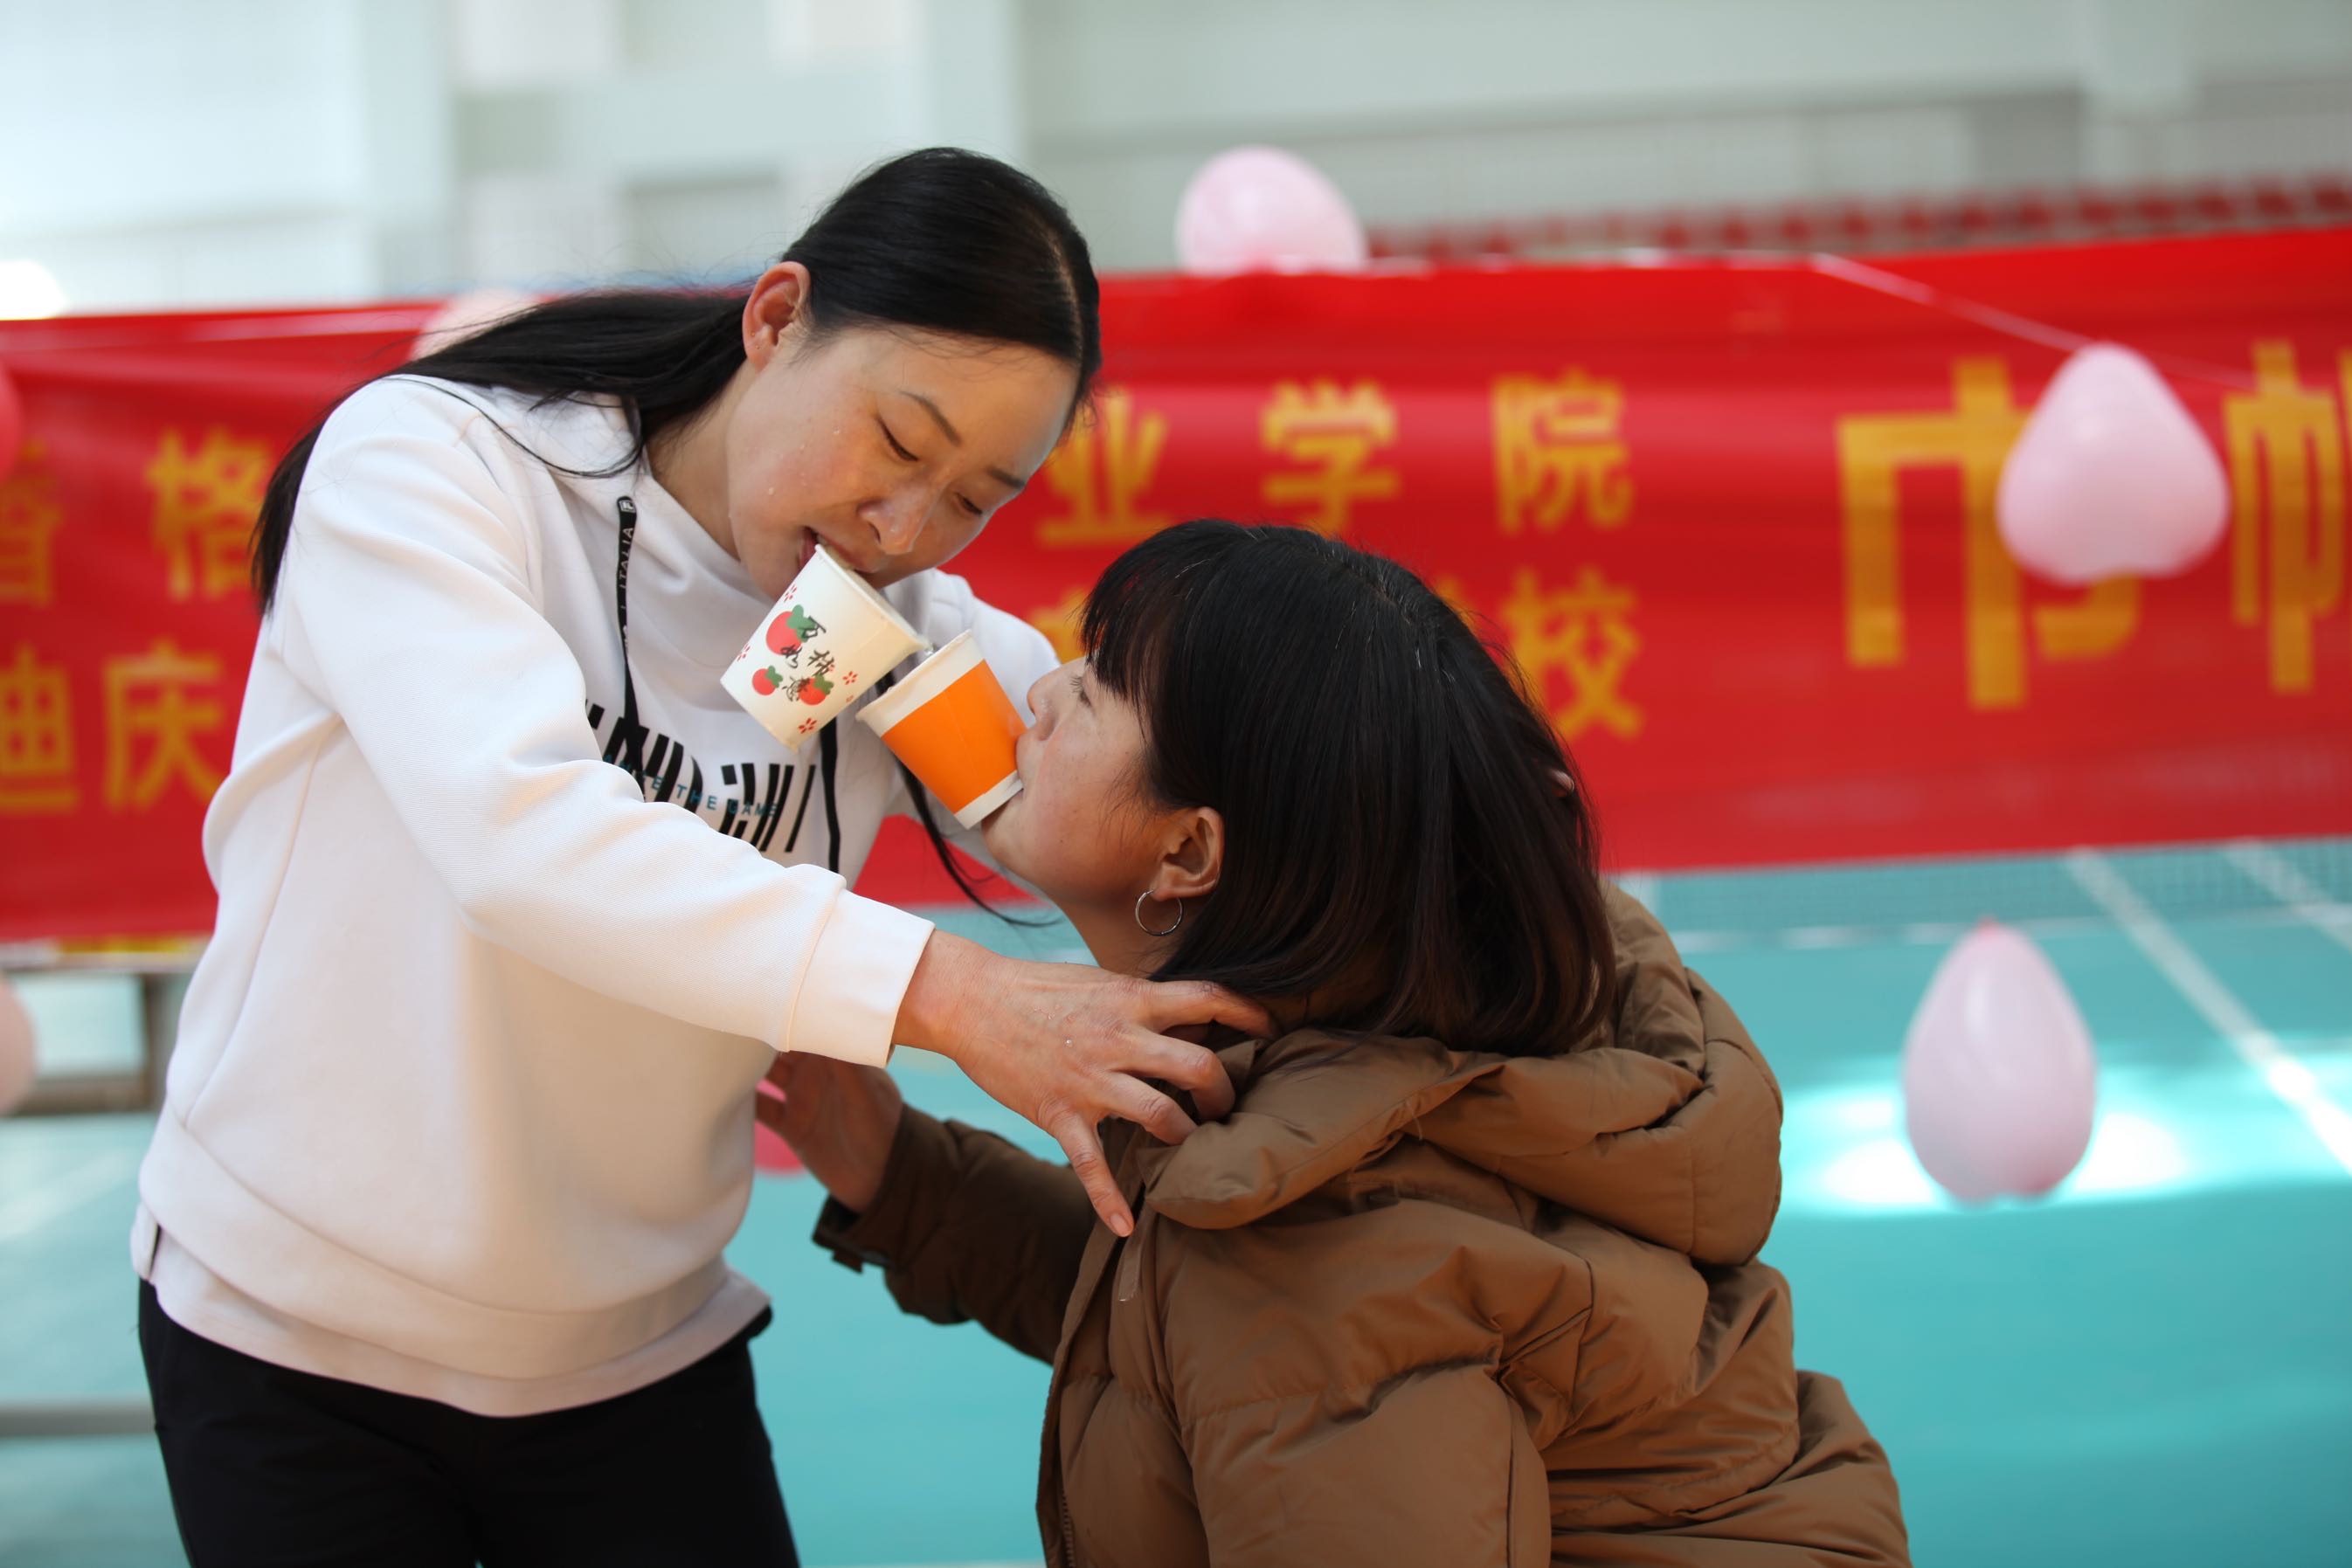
[855,631,1027,828]
[721,545,928,748]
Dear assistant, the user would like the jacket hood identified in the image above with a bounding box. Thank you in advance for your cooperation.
[1144,889,1785,1267]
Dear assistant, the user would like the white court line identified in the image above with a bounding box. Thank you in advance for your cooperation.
[2225,839,2352,961]
[1673,929,1741,954]
[2067,849,2352,1178]
[0,1146,143,1247]
[1614,872,1663,913]
[1784,924,1871,950]
[1671,913,2118,956]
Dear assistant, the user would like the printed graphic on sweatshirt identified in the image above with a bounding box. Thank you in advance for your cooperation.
[585,700,815,856]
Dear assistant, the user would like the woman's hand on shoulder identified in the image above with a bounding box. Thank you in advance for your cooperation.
[892,932,1264,1236]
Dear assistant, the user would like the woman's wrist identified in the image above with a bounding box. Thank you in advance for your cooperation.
[893,929,1002,1065]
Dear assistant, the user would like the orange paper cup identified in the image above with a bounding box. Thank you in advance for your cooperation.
[855,632,1026,828]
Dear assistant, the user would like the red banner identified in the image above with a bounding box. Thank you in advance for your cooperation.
[3,232,2349,943]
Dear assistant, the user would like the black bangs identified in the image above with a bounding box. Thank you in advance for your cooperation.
[1080,518,1241,707]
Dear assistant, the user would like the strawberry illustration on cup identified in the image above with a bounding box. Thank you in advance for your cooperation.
[765,605,825,658]
[722,544,924,747]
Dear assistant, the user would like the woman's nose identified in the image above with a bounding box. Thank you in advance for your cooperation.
[860,489,930,558]
[1026,667,1062,730]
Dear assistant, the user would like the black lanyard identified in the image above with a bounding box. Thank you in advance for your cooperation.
[612,496,647,783]
[612,495,841,872]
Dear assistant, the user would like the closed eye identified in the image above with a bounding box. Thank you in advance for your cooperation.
[1070,671,1090,708]
[879,421,917,462]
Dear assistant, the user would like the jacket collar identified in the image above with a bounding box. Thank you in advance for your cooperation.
[1142,890,1786,1267]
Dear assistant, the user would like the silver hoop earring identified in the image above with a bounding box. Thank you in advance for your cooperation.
[1135,890,1184,937]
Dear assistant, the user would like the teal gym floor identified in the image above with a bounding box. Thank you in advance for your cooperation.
[4,839,2349,1566]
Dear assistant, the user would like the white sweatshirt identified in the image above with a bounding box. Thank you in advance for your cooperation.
[132,376,1056,1413]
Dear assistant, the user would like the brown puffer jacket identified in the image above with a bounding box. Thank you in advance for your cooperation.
[815,892,1910,1566]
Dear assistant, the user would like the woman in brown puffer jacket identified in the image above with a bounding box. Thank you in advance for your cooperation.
[765,522,1910,1567]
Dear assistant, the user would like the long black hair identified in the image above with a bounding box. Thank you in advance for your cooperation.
[1083,522,1618,1056]
[247,147,1101,912]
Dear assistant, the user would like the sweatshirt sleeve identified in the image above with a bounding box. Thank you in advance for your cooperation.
[274,379,930,1067]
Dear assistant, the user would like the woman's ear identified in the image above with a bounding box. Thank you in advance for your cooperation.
[1151,805,1224,905]
[742,261,813,369]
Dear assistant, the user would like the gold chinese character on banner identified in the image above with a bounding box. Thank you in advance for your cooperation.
[1492,369,1632,533]
[1035,390,1170,549]
[1837,357,2139,709]
[103,639,225,811]
[0,644,76,813]
[1027,586,1089,664]
[1498,566,1644,740]
[149,427,270,600]
[0,442,64,606]
[1260,379,1399,536]
[2224,342,2346,694]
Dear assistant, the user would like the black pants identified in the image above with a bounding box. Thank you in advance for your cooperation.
[139,1282,799,1568]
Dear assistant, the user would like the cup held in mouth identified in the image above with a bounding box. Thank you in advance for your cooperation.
[855,631,1027,828]
[720,545,927,748]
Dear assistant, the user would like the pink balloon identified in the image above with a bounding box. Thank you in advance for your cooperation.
[0,363,23,486]
[414,287,542,360]
[1996,342,2229,585]
[1175,148,1367,277]
[1,974,37,1116]
[1901,922,2097,1204]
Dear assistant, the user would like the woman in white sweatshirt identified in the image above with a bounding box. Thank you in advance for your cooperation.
[131,149,1262,1568]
